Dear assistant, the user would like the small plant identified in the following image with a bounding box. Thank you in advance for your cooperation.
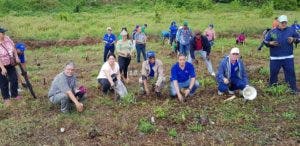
[199,77,215,88]
[154,107,168,119]
[188,123,203,132]
[168,128,177,138]
[138,118,155,134]
[121,92,136,105]
[264,84,290,97]
[282,111,296,120]
[258,67,269,76]
[171,109,190,124]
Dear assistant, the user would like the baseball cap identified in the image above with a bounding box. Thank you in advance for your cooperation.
[278,15,288,23]
[230,47,240,54]
[107,27,112,30]
[0,28,7,33]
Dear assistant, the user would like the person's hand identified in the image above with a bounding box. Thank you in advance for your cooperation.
[16,58,21,64]
[75,102,84,112]
[178,93,184,102]
[288,37,294,44]
[1,67,7,76]
[269,41,279,46]
[110,82,115,87]
[184,89,190,97]
[223,78,229,84]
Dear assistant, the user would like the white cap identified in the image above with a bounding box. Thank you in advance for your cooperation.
[107,27,112,30]
[120,30,128,36]
[230,47,240,54]
[278,15,288,22]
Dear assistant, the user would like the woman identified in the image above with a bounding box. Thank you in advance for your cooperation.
[97,54,122,94]
[0,27,21,106]
[116,30,134,83]
[134,26,147,63]
[204,24,216,47]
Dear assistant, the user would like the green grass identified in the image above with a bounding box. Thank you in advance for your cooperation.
[168,128,178,137]
[138,118,155,134]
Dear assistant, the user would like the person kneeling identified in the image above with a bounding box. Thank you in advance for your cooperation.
[139,51,166,97]
[170,54,200,102]
[48,62,86,113]
[217,47,249,95]
[97,54,127,99]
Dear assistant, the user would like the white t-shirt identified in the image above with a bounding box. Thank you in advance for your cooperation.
[97,62,120,79]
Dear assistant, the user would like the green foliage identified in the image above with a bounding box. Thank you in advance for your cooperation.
[264,84,290,97]
[199,77,215,88]
[168,128,178,137]
[121,92,136,105]
[138,118,155,134]
[154,106,168,119]
[230,0,241,10]
[273,0,298,10]
[282,111,296,120]
[258,67,270,76]
[259,1,274,18]
[188,123,203,132]
[171,109,191,124]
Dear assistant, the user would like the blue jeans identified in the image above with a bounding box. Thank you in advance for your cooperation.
[218,78,247,92]
[136,44,146,63]
[170,79,200,96]
[270,58,297,92]
[193,50,215,74]
[179,43,192,63]
[170,34,176,45]
[104,45,115,62]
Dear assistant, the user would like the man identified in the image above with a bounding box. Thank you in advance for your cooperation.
[170,54,200,102]
[103,27,116,62]
[48,62,85,113]
[134,26,147,63]
[272,17,279,29]
[257,28,272,50]
[176,21,193,63]
[190,30,215,76]
[15,42,27,91]
[169,21,178,46]
[264,15,300,93]
[139,51,165,97]
[217,47,249,95]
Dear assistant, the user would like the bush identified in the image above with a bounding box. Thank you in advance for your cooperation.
[138,118,155,134]
[273,0,298,10]
[259,1,274,18]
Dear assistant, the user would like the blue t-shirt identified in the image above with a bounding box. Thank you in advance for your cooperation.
[16,49,26,63]
[170,62,196,83]
[230,61,239,80]
[149,62,155,77]
[103,33,116,46]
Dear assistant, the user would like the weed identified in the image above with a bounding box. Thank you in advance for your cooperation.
[168,128,178,137]
[154,106,168,119]
[187,123,203,132]
[264,84,290,97]
[121,92,136,105]
[258,67,269,76]
[138,118,155,134]
[282,111,296,120]
[171,109,191,124]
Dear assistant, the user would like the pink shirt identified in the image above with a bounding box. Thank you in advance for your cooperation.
[0,36,15,66]
[204,28,215,41]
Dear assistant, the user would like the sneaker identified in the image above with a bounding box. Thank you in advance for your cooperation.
[218,90,224,96]
[228,90,235,95]
[211,72,216,77]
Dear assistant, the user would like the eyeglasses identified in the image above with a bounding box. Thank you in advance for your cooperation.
[232,53,239,55]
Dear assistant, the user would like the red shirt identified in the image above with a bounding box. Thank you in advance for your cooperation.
[195,38,203,50]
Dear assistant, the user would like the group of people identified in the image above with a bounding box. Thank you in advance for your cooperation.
[0,15,299,113]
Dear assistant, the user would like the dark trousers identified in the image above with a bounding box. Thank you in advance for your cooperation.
[118,56,131,79]
[270,58,297,92]
[0,65,18,100]
[218,78,247,92]
[136,44,146,63]
[104,45,115,62]
[169,34,176,45]
[98,78,111,93]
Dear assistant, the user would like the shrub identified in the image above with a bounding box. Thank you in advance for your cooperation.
[273,0,298,10]
[259,1,274,18]
[138,118,155,134]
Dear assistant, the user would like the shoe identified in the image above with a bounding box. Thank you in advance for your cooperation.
[218,90,224,96]
[211,72,216,77]
[228,90,234,95]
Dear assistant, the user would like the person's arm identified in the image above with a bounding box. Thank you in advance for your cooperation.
[104,70,114,86]
[66,91,83,112]
[173,80,182,98]
[103,34,108,44]
[217,58,226,83]
[240,60,249,85]
[203,36,211,56]
[0,60,7,76]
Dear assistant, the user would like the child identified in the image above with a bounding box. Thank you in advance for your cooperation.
[15,42,27,91]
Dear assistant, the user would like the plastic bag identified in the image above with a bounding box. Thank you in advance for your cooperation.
[114,80,128,98]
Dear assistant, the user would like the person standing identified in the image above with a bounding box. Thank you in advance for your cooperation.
[264,15,300,93]
[204,24,216,47]
[116,30,134,83]
[176,21,193,62]
[169,21,178,46]
[0,28,21,106]
[272,17,279,29]
[134,26,147,63]
[103,27,116,62]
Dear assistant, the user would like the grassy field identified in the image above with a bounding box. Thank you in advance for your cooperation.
[0,3,299,145]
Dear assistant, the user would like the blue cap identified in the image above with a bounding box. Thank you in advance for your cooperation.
[15,42,26,51]
[147,51,155,58]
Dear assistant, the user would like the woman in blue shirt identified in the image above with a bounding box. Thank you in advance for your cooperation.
[103,27,116,62]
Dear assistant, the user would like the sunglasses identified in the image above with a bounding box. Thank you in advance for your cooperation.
[232,53,239,55]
